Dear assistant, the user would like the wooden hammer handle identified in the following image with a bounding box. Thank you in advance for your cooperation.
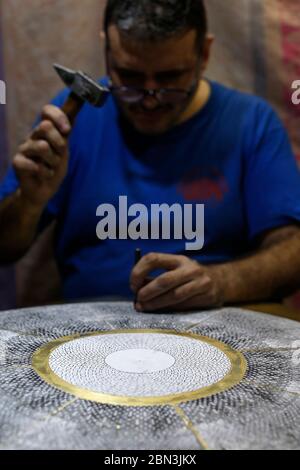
[61,92,84,127]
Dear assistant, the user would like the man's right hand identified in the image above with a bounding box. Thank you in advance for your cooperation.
[13,104,71,210]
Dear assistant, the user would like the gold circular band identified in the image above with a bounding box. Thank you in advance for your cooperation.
[32,329,247,407]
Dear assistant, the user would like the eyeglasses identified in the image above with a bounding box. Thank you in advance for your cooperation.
[109,82,197,105]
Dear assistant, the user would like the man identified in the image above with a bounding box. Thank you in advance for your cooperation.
[1,0,300,312]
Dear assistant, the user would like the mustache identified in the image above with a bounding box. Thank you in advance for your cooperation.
[128,103,174,113]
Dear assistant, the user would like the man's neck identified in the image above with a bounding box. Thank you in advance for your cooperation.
[178,79,211,125]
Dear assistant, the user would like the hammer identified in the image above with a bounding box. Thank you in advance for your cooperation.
[53,64,110,126]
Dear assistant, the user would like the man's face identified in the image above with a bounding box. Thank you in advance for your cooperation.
[106,25,202,135]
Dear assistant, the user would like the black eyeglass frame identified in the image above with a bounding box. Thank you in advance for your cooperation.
[108,82,198,105]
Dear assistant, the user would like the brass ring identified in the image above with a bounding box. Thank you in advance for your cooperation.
[32,329,247,407]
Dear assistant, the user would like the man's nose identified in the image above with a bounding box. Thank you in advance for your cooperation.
[142,92,159,110]
[141,78,160,109]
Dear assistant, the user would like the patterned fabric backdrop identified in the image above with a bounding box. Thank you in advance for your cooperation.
[207,0,300,160]
[0,0,299,309]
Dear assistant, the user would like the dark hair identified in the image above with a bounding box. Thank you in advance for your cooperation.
[104,0,208,53]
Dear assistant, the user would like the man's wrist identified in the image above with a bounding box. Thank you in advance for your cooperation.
[207,263,235,306]
[16,189,46,218]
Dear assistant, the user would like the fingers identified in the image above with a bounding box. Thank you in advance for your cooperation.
[41,104,71,135]
[170,289,222,312]
[136,276,212,312]
[31,119,68,156]
[13,154,39,174]
[130,253,185,292]
[16,107,70,175]
[130,252,215,312]
[11,104,71,206]
[13,154,54,179]
[136,266,200,303]
[19,140,61,170]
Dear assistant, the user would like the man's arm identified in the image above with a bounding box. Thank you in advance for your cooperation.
[212,225,300,304]
[0,190,45,264]
[130,225,300,311]
[0,105,70,265]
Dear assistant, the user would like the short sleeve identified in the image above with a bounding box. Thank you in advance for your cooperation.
[244,103,300,241]
[0,167,19,201]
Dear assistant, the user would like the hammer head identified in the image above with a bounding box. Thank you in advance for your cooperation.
[54,64,110,107]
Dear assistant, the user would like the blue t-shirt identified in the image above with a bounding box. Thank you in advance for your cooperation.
[1,80,300,301]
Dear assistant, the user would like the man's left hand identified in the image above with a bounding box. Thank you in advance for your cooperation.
[130,253,225,312]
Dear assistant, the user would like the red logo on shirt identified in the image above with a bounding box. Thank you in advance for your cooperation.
[179,173,229,202]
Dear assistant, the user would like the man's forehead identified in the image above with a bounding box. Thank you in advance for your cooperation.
[107,25,198,70]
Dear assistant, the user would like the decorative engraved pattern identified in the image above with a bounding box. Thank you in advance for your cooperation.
[0,302,299,450]
[48,333,232,396]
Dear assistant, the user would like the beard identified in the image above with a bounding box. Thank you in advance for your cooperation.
[116,91,197,136]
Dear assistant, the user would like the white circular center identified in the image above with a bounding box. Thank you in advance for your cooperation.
[105,348,175,373]
[49,333,231,397]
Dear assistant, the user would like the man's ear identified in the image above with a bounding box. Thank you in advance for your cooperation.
[201,34,214,72]
[99,30,106,45]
